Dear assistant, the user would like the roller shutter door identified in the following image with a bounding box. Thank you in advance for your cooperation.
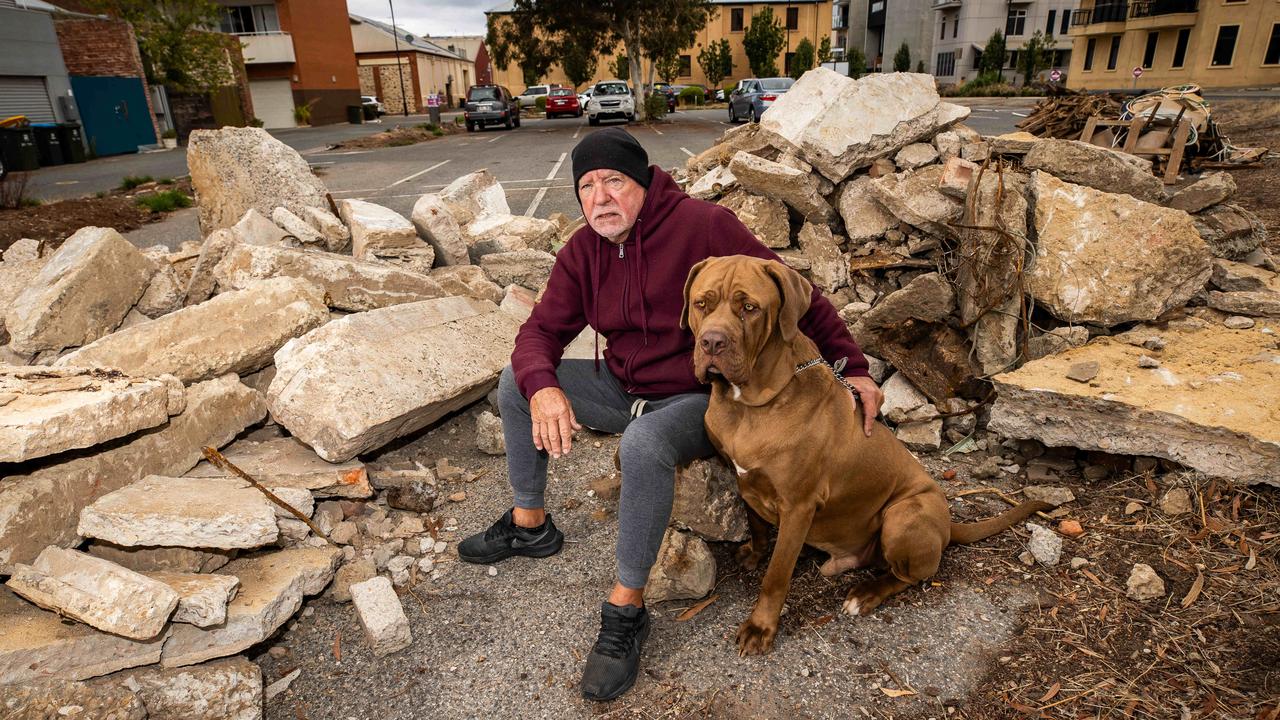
[0,76,55,123]
[249,78,296,129]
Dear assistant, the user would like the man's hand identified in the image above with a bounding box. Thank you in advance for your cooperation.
[847,375,884,437]
[530,387,582,458]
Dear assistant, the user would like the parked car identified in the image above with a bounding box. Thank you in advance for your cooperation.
[728,77,794,123]
[463,84,521,131]
[516,84,557,108]
[652,82,678,113]
[577,87,594,107]
[545,87,582,118]
[361,95,385,116]
[586,80,636,125]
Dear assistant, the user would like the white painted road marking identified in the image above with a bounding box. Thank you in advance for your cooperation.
[389,159,451,187]
[650,125,664,135]
[679,147,695,157]
[524,187,549,217]
[572,126,584,139]
[487,134,505,143]
[546,151,568,180]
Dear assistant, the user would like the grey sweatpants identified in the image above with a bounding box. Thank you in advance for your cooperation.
[497,360,715,589]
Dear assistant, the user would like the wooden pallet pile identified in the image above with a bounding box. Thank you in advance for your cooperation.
[1015,89,1124,140]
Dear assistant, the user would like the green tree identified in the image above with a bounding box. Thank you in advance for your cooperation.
[610,53,631,80]
[85,0,232,92]
[742,7,785,77]
[916,60,925,72]
[893,41,911,72]
[487,7,555,85]
[846,47,866,79]
[1019,30,1056,85]
[655,49,681,83]
[698,38,733,88]
[979,30,1007,80]
[559,33,599,89]
[817,36,833,64]
[789,37,815,79]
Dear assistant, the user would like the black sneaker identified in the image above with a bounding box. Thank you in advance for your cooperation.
[456,508,564,564]
[580,602,651,702]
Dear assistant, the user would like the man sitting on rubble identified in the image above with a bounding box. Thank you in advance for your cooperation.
[458,127,885,701]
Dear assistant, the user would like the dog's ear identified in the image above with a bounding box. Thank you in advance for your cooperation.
[763,259,812,342]
[680,258,712,330]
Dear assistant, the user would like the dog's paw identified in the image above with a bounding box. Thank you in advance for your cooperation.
[842,585,884,617]
[735,542,762,572]
[735,618,777,656]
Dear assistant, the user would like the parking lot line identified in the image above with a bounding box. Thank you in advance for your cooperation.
[389,159,451,187]
[679,147,695,157]
[525,187,549,216]
[649,126,664,136]
[572,126,584,139]
[546,152,568,181]
[487,134,506,143]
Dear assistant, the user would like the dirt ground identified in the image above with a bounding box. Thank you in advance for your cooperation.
[330,122,464,151]
[0,178,194,252]
[1204,99,1280,256]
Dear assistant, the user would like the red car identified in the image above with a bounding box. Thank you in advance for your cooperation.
[545,88,582,118]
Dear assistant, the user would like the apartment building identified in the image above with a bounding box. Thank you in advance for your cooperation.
[930,0,1075,85]
[1066,0,1280,89]
[216,0,361,128]
[350,15,476,112]
[485,0,832,92]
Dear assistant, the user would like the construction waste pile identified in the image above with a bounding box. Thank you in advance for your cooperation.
[0,67,1275,717]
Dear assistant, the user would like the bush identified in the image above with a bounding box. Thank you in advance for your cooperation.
[535,96,547,113]
[643,93,668,121]
[293,104,312,125]
[940,75,1047,97]
[119,175,153,190]
[678,86,705,106]
[136,189,192,213]
[0,171,32,209]
[161,128,177,139]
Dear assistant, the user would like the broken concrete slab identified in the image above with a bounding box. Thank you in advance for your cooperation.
[96,656,262,720]
[718,190,791,248]
[183,229,240,306]
[231,208,294,247]
[1207,289,1280,317]
[850,272,956,356]
[0,678,146,719]
[463,214,558,262]
[894,142,939,170]
[212,242,452,312]
[1169,171,1235,213]
[350,576,412,657]
[1211,258,1280,292]
[644,528,715,603]
[78,476,279,550]
[6,226,154,354]
[479,248,556,291]
[5,546,179,640]
[729,150,831,221]
[671,458,748,543]
[688,164,737,199]
[268,297,521,461]
[439,169,511,225]
[411,193,470,266]
[161,547,340,667]
[431,264,505,303]
[758,69,968,182]
[880,372,930,423]
[271,206,327,248]
[0,374,266,572]
[300,206,351,253]
[1023,139,1164,203]
[0,588,167,684]
[87,543,234,575]
[868,165,962,238]
[989,322,1280,486]
[137,260,185,319]
[57,277,328,384]
[0,254,47,346]
[1028,171,1211,326]
[1193,203,1268,260]
[838,177,898,243]
[187,126,329,235]
[338,199,422,260]
[796,222,848,291]
[0,367,175,463]
[184,437,372,499]
[142,572,240,628]
[956,171,1029,376]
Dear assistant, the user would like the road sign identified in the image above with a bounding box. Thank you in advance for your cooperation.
[1132,66,1144,78]
[426,93,440,108]
[1049,69,1062,82]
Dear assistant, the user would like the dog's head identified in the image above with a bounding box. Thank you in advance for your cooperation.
[682,255,812,386]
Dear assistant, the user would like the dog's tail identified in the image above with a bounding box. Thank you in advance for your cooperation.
[948,501,1055,545]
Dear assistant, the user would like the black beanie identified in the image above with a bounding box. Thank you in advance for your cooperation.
[571,128,651,191]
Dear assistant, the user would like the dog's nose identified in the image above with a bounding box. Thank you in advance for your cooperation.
[699,331,727,356]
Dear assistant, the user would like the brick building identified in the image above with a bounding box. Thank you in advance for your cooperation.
[350,14,475,113]
[51,14,161,147]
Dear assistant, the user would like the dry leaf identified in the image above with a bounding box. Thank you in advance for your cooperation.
[1037,682,1061,702]
[1245,549,1257,571]
[1181,573,1204,608]
[1098,604,1108,622]
[676,594,719,622]
[1239,535,1250,555]
[1144,475,1158,496]
[811,613,835,628]
[879,687,916,698]
[333,631,342,662]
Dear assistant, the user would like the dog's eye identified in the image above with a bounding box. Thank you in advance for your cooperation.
[743,303,757,312]
[694,300,705,309]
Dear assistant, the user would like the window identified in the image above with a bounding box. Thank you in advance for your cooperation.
[1143,31,1158,68]
[678,54,691,76]
[730,7,744,31]
[1060,10,1070,35]
[219,4,280,34]
[953,18,958,38]
[941,19,946,40]
[1172,28,1190,67]
[1046,9,1057,34]
[1265,23,1280,65]
[936,50,956,76]
[786,7,799,30]
[1006,8,1026,36]
[1212,25,1239,66]
[1084,37,1096,70]
[1107,35,1121,70]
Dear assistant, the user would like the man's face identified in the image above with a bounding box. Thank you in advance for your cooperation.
[578,169,646,243]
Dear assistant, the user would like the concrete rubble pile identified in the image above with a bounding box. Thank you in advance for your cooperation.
[678,68,1278,486]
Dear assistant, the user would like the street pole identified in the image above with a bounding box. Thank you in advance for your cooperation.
[389,0,409,117]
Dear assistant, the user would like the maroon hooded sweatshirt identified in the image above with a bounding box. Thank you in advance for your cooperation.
[511,166,870,401]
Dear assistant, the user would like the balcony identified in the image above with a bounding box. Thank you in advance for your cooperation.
[932,0,962,8]
[1127,0,1197,28]
[1068,3,1127,35]
[236,32,295,65]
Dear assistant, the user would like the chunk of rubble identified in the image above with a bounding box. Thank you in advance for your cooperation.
[0,678,145,718]
[688,164,737,199]
[0,375,266,572]
[796,223,848,291]
[1026,326,1089,361]
[87,543,234,575]
[1207,290,1280,317]
[187,126,329,234]
[6,226,154,354]
[1023,139,1164,203]
[956,171,1028,376]
[989,322,1280,486]
[431,264,504,303]
[475,411,505,455]
[0,367,178,463]
[758,69,968,182]
[729,151,831,221]
[894,142,938,170]
[95,656,262,720]
[850,272,956,356]
[1169,172,1236,214]
[0,254,47,345]
[1211,258,1279,292]
[271,206,327,247]
[79,476,279,550]
[439,169,511,224]
[1027,171,1211,326]
[411,193,470,266]
[184,437,372,498]
[161,547,340,667]
[300,206,351,253]
[671,457,748,542]
[868,165,962,238]
[268,297,521,461]
[338,199,422,259]
[717,190,791,248]
[837,177,897,243]
[479,248,556,290]
[1126,563,1165,600]
[231,207,294,246]
[1192,203,1267,260]
[57,277,328,384]
[880,372,929,423]
[463,214,558,261]
[350,576,412,657]
[5,547,179,640]
[644,528,715,603]
[136,260,184,318]
[183,229,241,306]
[212,242,452,312]
[142,572,240,627]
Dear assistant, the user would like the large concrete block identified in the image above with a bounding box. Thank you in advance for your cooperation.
[1023,138,1164,203]
[868,165,963,239]
[438,169,510,225]
[95,656,263,720]
[184,436,372,498]
[57,277,328,384]
[411,193,470,265]
[143,572,240,628]
[268,297,521,461]
[350,576,412,657]
[338,199,420,258]
[838,176,898,243]
[728,151,831,222]
[78,476,279,550]
[6,227,153,353]
[0,374,267,572]
[718,190,791,248]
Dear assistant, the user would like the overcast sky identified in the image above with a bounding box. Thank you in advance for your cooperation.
[346,0,489,37]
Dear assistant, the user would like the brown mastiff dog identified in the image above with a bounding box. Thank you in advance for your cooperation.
[682,255,1051,656]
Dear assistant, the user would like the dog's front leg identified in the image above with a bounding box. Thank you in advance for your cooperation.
[735,502,771,571]
[736,502,816,656]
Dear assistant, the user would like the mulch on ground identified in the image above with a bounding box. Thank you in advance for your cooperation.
[1208,99,1280,256]
[0,178,194,253]
[330,122,464,151]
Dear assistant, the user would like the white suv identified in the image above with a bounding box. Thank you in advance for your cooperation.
[516,84,554,108]
[586,80,635,126]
